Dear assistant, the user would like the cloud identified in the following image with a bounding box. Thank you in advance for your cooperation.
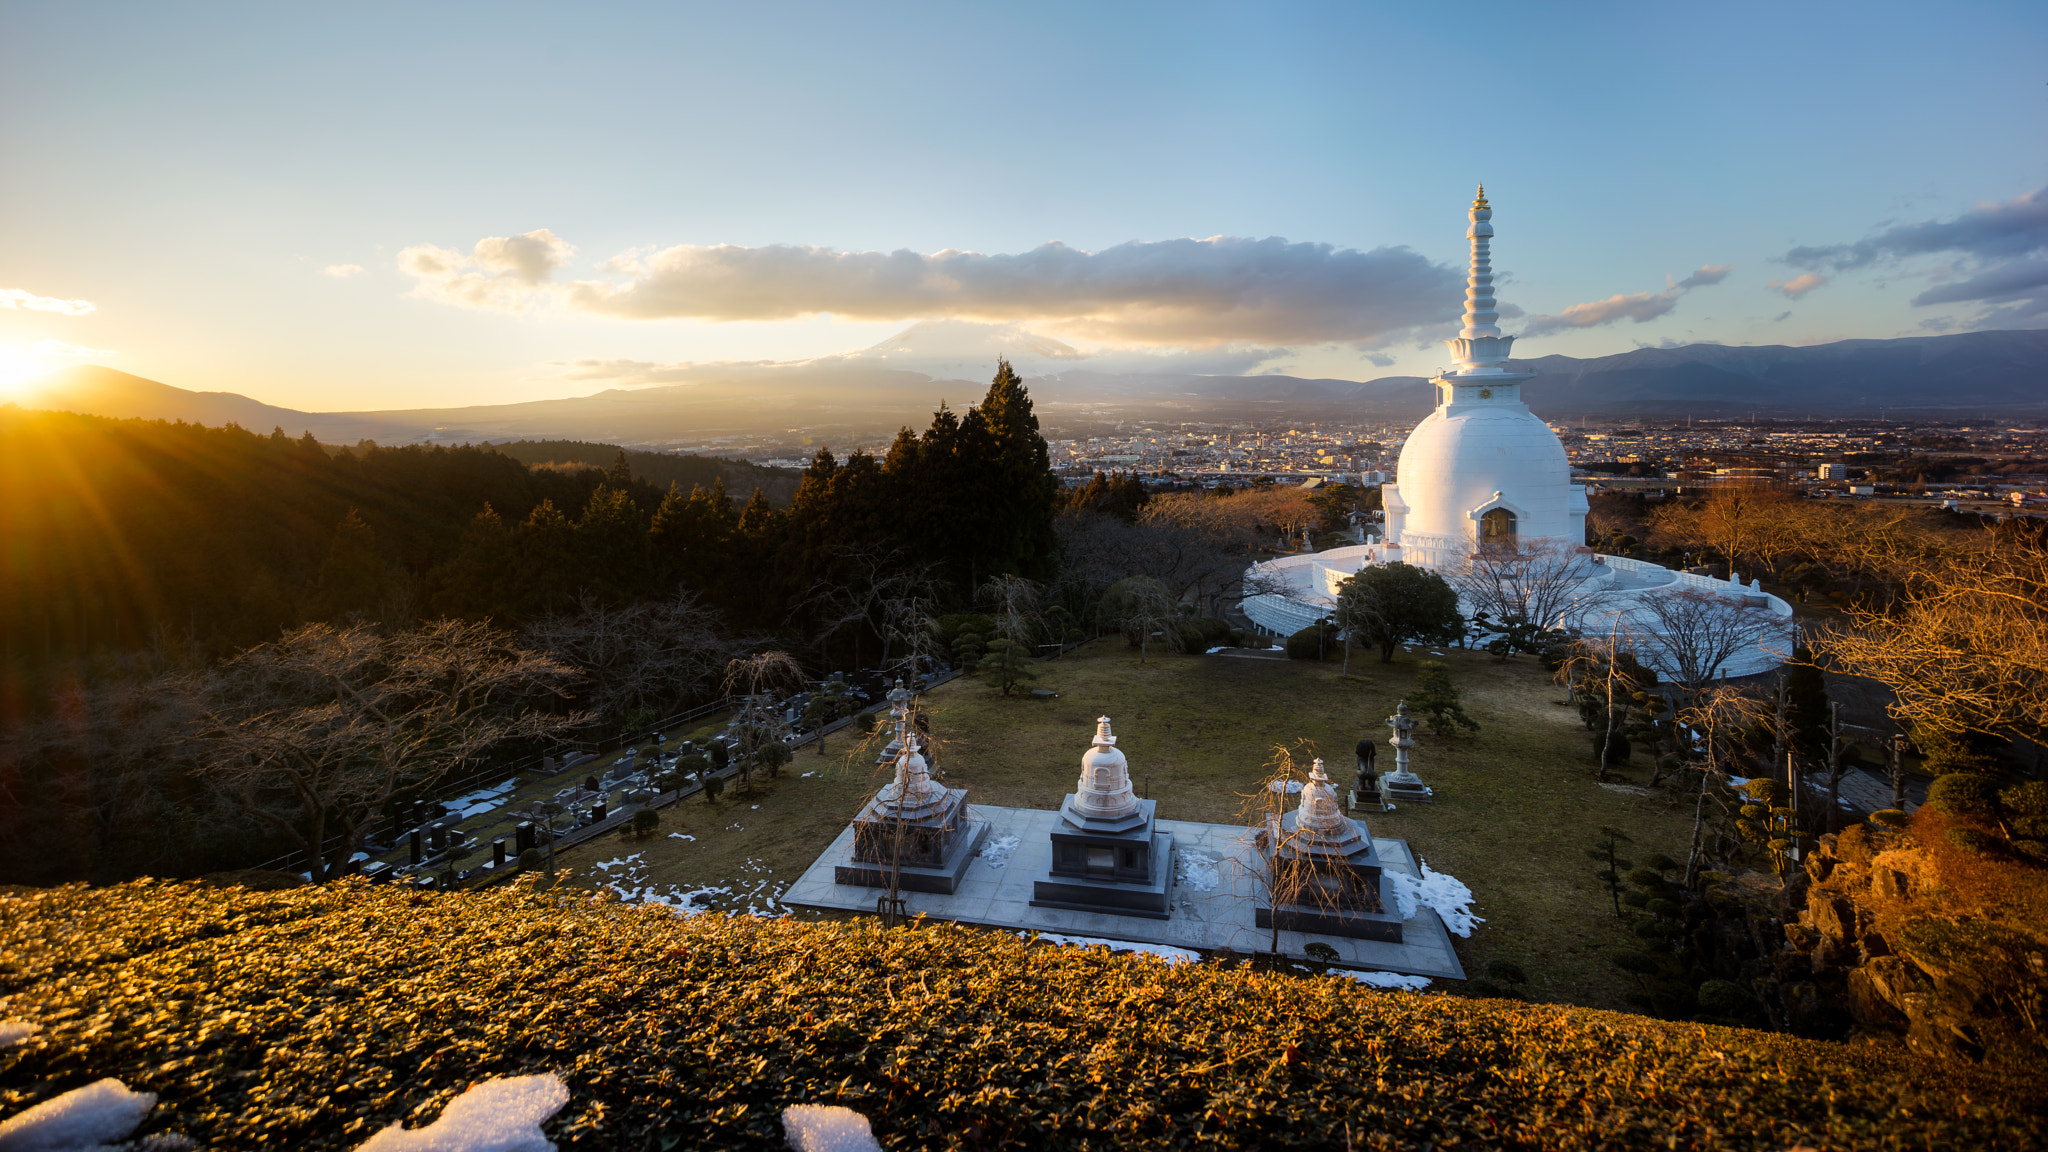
[399,229,576,311]
[33,339,115,357]
[323,264,365,278]
[1675,264,1732,289]
[400,231,1465,346]
[1519,261,1730,339]
[1,288,95,315]
[1768,272,1829,300]
[1773,311,1792,322]
[1909,258,2048,307]
[1777,186,2048,330]
[1364,351,1397,367]
[1785,186,2048,271]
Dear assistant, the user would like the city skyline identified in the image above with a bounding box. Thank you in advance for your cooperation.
[3,0,2045,411]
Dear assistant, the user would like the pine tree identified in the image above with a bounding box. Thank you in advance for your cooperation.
[309,508,394,623]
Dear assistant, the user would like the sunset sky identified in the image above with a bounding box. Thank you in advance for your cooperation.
[2,0,2045,411]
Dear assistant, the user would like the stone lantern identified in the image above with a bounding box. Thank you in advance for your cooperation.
[1380,702,1434,804]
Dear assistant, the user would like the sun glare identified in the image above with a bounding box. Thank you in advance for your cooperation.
[0,345,45,399]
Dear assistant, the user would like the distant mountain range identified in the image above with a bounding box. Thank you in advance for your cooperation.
[17,327,2047,446]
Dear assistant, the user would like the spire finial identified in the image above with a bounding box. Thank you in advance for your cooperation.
[1473,183,1488,208]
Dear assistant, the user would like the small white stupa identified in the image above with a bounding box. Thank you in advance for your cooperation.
[1032,716,1174,919]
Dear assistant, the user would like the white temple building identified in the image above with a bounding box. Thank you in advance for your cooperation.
[1244,188,1794,681]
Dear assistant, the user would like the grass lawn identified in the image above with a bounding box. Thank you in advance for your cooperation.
[556,638,1696,1012]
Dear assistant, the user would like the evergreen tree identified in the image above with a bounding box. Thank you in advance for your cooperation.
[1784,647,1830,759]
[978,360,1060,581]
[1408,661,1481,736]
[1334,562,1465,662]
[309,508,394,623]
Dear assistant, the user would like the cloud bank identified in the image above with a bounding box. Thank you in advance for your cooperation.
[1781,186,2048,326]
[1,288,95,315]
[1519,264,1729,338]
[399,231,1466,346]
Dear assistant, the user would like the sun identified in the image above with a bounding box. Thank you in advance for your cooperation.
[0,345,47,400]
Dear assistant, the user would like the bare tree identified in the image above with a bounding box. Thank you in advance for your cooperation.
[1624,589,1784,707]
[1451,539,1611,638]
[791,543,940,671]
[978,573,1047,648]
[193,620,586,882]
[721,651,805,792]
[1097,576,1176,662]
[523,589,731,722]
[1675,684,1768,886]
[1234,741,1366,957]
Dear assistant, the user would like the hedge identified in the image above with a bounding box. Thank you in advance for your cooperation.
[1,881,2040,1149]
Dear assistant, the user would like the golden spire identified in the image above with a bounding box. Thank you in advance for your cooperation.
[1473,183,1489,208]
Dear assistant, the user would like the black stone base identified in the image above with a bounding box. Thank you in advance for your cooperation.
[835,819,989,894]
[1030,832,1175,920]
[1255,875,1405,942]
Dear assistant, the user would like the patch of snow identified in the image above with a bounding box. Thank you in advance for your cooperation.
[1205,645,1230,654]
[801,772,814,778]
[751,805,761,810]
[591,854,643,872]
[1266,645,1285,652]
[782,1104,881,1152]
[667,833,696,841]
[356,1072,568,1152]
[1025,931,1199,965]
[1428,650,1448,656]
[1267,780,1305,794]
[0,1077,158,1150]
[1174,851,1220,892]
[1384,860,1483,937]
[976,835,1020,870]
[1726,776,1751,787]
[1333,969,1432,991]
[0,1021,39,1049]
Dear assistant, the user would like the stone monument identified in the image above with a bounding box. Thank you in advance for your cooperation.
[1255,758,1404,942]
[834,680,987,894]
[1349,736,1384,812]
[1379,702,1434,804]
[1030,716,1175,920]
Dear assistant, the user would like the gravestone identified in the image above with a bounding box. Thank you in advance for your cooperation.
[492,838,507,868]
[409,829,424,866]
[515,821,536,855]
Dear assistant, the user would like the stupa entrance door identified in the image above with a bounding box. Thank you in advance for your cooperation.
[1480,507,1517,555]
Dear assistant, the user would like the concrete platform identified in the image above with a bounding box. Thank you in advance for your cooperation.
[783,803,1465,980]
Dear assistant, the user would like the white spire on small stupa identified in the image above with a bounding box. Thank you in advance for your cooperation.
[1293,758,1359,844]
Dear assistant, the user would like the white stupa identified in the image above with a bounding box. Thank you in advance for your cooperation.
[1381,186,1588,570]
[1243,188,1793,681]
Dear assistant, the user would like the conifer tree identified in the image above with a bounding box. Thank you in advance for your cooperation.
[310,507,394,623]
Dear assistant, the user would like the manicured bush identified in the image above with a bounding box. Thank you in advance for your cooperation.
[1928,772,2001,819]
[0,883,2038,1149]
[1869,809,1912,831]
[1284,620,1340,660]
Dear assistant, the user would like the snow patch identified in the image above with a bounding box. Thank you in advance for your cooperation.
[1267,780,1304,794]
[781,1104,881,1152]
[356,1072,568,1152]
[1384,861,1482,937]
[1025,931,1199,965]
[976,835,1020,870]
[667,833,696,841]
[1174,851,1220,893]
[0,1077,163,1151]
[0,1021,39,1048]
[801,772,815,778]
[1333,969,1432,991]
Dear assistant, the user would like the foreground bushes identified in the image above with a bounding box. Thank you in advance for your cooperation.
[1,881,2041,1149]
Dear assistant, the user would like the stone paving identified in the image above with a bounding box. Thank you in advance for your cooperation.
[782,803,1466,979]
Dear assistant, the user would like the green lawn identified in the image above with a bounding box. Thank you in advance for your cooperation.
[557,638,1696,1011]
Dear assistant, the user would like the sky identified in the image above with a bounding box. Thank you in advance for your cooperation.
[2,0,2046,412]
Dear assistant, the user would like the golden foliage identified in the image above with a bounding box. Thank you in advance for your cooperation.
[0,881,2040,1148]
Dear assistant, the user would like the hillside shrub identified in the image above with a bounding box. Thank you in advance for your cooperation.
[0,882,2039,1149]
[1284,620,1340,660]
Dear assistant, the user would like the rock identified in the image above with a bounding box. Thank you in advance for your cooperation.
[1784,923,1821,952]
[1874,867,1913,901]
[1859,932,1892,961]
[1847,966,1907,1029]
[1806,893,1857,943]
[1901,992,1985,1062]
[1805,854,1835,883]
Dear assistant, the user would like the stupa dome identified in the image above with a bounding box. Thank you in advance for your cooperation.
[1072,717,1139,821]
[1388,398,1581,570]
